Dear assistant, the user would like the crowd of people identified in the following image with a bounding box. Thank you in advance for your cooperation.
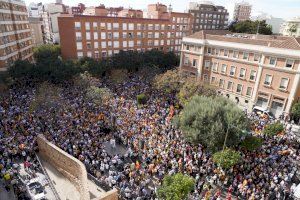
[1,75,300,200]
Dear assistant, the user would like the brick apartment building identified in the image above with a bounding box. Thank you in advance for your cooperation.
[188,2,229,32]
[58,3,193,60]
[0,0,34,70]
[180,31,300,117]
[233,2,252,22]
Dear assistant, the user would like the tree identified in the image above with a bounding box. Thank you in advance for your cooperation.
[157,173,195,200]
[291,102,300,122]
[153,68,183,93]
[86,86,113,105]
[177,96,250,151]
[33,44,61,66]
[8,59,35,80]
[240,136,263,151]
[288,24,298,36]
[177,78,216,105]
[229,20,273,35]
[263,122,284,136]
[29,82,62,114]
[137,94,147,105]
[213,149,241,169]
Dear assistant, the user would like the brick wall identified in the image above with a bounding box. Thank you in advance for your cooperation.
[37,135,90,200]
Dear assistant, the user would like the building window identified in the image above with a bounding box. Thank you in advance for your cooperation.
[212,62,218,72]
[224,49,228,57]
[246,87,252,96]
[264,74,272,86]
[113,41,119,48]
[186,45,190,50]
[122,23,127,30]
[239,68,246,78]
[249,70,256,81]
[93,22,97,29]
[94,42,98,48]
[184,56,189,65]
[85,22,90,30]
[86,32,91,40]
[219,79,225,88]
[203,74,209,82]
[84,42,91,50]
[233,51,238,58]
[87,51,92,57]
[75,32,82,41]
[221,64,227,74]
[128,23,134,30]
[269,57,276,66]
[77,52,83,58]
[123,41,127,48]
[101,32,106,39]
[101,41,106,48]
[279,78,289,90]
[243,52,249,60]
[75,22,81,30]
[76,42,82,50]
[193,59,198,67]
[211,76,216,83]
[113,23,119,30]
[94,32,98,40]
[227,81,233,90]
[205,60,210,69]
[285,59,294,68]
[207,47,212,54]
[229,66,236,76]
[236,84,243,94]
[254,54,260,62]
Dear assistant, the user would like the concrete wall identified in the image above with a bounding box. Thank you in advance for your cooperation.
[37,135,90,200]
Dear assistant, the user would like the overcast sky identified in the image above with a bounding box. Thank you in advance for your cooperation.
[25,0,300,20]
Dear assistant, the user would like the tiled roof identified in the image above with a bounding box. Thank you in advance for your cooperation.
[186,30,300,50]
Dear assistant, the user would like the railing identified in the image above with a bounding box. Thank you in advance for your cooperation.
[35,154,61,200]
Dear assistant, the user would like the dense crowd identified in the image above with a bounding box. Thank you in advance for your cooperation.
[1,75,300,200]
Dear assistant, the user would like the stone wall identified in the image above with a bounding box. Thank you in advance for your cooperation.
[37,134,90,200]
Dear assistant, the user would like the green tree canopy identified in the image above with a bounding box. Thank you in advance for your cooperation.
[291,102,300,122]
[263,122,284,136]
[86,86,113,105]
[229,20,273,35]
[177,96,250,151]
[8,59,35,80]
[240,136,263,151]
[137,93,147,105]
[177,78,217,105]
[157,173,195,200]
[153,68,183,93]
[33,44,61,65]
[213,149,241,169]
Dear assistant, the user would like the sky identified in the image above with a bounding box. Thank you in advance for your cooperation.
[25,0,300,20]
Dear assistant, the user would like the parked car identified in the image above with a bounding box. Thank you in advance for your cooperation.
[252,106,274,119]
[26,180,46,200]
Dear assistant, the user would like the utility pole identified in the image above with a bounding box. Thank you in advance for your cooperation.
[256,21,260,35]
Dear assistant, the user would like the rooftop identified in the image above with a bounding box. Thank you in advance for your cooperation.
[186,30,300,50]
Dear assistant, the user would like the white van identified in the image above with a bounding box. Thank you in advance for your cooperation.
[252,106,275,119]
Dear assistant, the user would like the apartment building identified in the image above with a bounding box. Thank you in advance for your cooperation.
[29,17,44,47]
[41,3,66,44]
[180,30,300,117]
[58,3,193,60]
[233,2,252,22]
[0,0,34,70]
[280,17,300,37]
[67,3,85,15]
[188,2,229,32]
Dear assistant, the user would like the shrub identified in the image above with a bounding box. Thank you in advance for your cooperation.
[137,94,147,105]
[157,173,195,200]
[213,149,241,169]
[240,136,263,151]
[263,122,284,136]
